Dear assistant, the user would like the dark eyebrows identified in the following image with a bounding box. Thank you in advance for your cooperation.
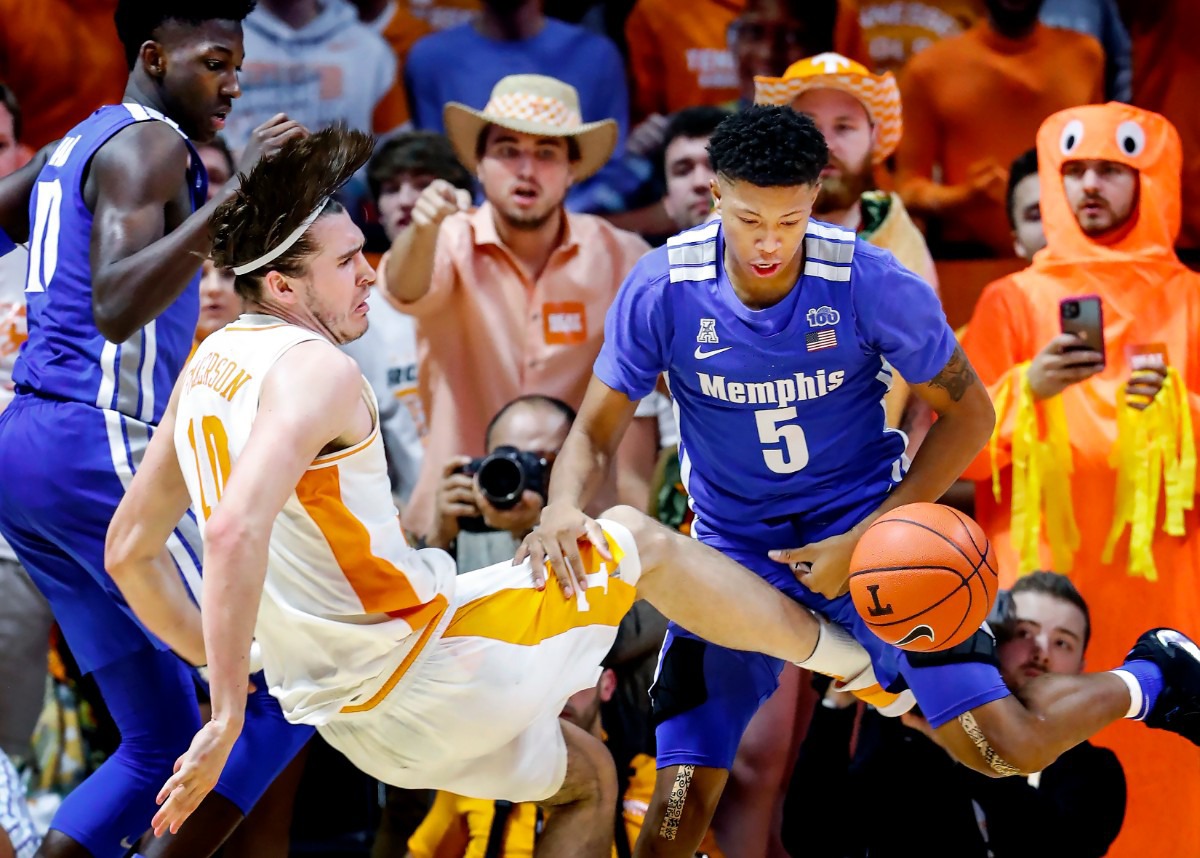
[337,242,364,262]
[1016,619,1083,642]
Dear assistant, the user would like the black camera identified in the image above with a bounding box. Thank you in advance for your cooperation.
[1062,300,1081,319]
[454,446,552,532]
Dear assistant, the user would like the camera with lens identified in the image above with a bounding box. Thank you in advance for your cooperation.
[454,446,552,532]
[1061,300,1081,319]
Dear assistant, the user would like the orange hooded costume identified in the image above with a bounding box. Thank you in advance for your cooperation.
[961,103,1200,858]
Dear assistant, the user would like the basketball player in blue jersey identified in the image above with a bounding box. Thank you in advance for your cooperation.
[0,3,313,857]
[522,106,1200,857]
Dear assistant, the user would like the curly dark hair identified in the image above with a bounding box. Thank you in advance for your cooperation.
[210,126,374,299]
[115,0,258,69]
[707,105,828,188]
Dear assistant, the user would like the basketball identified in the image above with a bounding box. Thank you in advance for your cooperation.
[848,503,998,653]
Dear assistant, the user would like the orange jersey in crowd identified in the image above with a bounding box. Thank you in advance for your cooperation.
[896,20,1104,256]
[0,0,127,149]
[961,103,1200,858]
[856,0,984,74]
[624,0,869,121]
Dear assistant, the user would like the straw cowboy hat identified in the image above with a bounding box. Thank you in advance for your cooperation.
[444,74,618,180]
[754,53,902,164]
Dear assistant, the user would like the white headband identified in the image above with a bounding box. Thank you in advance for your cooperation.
[230,201,327,276]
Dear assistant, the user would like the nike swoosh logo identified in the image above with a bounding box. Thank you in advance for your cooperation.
[694,346,732,359]
[896,625,935,647]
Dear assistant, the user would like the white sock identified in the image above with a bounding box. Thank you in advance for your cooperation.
[1112,669,1145,719]
[594,518,642,586]
[796,613,871,682]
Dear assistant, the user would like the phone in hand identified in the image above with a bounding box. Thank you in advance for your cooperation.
[1059,295,1105,368]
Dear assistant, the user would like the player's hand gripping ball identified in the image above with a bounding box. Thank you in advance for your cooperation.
[849,503,998,652]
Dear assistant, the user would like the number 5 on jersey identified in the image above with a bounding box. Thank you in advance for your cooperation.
[188,415,232,517]
[755,407,809,474]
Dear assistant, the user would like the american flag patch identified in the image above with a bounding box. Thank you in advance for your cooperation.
[806,329,838,352]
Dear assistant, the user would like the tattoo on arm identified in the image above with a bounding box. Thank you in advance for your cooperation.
[928,344,978,402]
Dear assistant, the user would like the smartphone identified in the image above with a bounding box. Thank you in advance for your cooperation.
[1060,295,1105,367]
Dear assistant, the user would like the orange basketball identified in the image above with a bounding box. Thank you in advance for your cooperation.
[848,503,998,653]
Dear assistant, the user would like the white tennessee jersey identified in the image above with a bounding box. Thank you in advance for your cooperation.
[175,314,455,725]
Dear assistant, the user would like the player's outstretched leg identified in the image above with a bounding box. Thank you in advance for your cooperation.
[601,507,871,682]
[536,721,618,858]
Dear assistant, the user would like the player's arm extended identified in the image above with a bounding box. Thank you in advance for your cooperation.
[87,123,232,342]
[878,343,996,514]
[106,378,207,666]
[553,375,641,511]
[200,342,367,733]
[516,375,640,595]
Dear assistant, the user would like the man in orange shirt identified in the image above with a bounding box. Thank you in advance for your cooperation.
[857,0,983,74]
[383,75,652,541]
[961,102,1200,858]
[624,0,867,123]
[895,0,1104,258]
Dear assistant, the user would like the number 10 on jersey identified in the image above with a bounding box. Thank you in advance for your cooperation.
[187,415,232,518]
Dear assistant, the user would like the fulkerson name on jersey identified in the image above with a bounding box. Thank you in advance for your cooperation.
[182,350,253,402]
[697,369,845,406]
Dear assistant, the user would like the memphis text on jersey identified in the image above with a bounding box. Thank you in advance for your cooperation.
[182,351,252,402]
[696,368,846,406]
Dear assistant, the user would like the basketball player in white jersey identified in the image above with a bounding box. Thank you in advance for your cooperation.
[103,128,886,856]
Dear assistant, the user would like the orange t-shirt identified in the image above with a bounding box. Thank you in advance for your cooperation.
[368,3,434,129]
[961,103,1200,858]
[1125,1,1200,252]
[624,0,869,121]
[856,0,984,74]
[896,21,1104,257]
[394,204,650,538]
[0,0,127,149]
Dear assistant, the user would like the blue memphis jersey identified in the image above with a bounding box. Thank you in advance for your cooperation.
[594,219,956,533]
[12,104,207,423]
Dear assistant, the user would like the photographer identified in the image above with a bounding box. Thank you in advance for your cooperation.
[426,395,574,572]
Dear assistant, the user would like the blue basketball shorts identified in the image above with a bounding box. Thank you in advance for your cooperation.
[651,509,1009,770]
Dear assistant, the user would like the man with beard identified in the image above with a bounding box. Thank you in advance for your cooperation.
[894,0,1104,258]
[756,52,939,443]
[961,102,1200,857]
[835,572,1126,858]
[383,75,651,541]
